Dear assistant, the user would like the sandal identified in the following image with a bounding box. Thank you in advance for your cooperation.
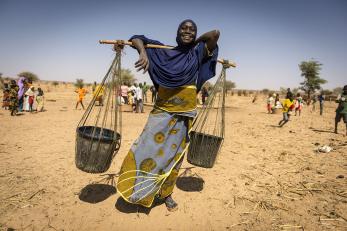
[165,196,178,212]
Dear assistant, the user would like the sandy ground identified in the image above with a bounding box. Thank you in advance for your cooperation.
[0,84,346,231]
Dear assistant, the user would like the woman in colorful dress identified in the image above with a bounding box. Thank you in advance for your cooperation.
[116,19,219,211]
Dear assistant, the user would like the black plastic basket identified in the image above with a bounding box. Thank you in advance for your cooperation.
[187,131,223,168]
[75,126,121,173]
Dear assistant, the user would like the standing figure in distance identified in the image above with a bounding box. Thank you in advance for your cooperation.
[334,85,347,135]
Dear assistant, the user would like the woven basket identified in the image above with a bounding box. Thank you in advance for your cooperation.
[187,131,223,168]
[75,126,121,173]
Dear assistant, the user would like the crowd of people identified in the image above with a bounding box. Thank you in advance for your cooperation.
[263,86,347,133]
[119,81,157,113]
[1,78,44,116]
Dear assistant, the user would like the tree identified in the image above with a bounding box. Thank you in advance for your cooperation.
[121,69,136,85]
[18,71,39,82]
[75,79,84,88]
[261,88,270,95]
[321,89,332,96]
[299,60,327,101]
[225,80,236,94]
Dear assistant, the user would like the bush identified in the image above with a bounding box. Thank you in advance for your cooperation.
[52,81,59,87]
[18,71,39,82]
[74,79,84,88]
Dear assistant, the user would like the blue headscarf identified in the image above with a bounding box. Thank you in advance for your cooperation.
[129,20,218,91]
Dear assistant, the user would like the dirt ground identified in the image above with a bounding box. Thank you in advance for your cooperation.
[0,84,346,231]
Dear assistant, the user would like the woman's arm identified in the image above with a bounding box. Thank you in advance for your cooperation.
[195,30,220,55]
[131,38,149,73]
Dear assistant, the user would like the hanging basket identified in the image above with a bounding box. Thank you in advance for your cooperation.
[187,131,223,168]
[187,63,230,168]
[75,50,122,174]
[75,126,121,173]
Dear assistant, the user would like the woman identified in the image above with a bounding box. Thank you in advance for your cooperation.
[17,77,26,112]
[116,19,219,211]
[36,87,44,112]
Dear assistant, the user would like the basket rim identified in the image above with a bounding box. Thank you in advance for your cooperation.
[76,126,121,143]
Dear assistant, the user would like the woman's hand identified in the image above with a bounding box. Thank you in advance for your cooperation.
[132,38,149,74]
[195,30,220,57]
[135,51,149,74]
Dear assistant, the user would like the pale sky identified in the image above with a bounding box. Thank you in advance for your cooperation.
[0,0,346,90]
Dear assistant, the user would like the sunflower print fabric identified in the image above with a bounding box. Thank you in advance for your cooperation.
[117,109,194,207]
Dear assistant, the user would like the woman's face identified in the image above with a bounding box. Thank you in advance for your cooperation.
[178,21,196,45]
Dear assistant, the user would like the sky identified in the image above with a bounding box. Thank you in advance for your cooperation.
[0,0,346,90]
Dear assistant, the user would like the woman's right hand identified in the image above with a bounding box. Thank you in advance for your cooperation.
[135,51,149,74]
[131,38,149,74]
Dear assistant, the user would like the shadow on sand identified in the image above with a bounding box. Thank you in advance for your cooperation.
[114,196,165,215]
[79,184,116,204]
[176,176,205,192]
[310,128,335,134]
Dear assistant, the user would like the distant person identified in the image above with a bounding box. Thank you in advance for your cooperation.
[36,87,44,112]
[25,86,35,112]
[75,86,87,110]
[201,86,209,105]
[295,93,303,116]
[287,88,292,96]
[9,80,19,116]
[334,85,347,135]
[278,92,294,127]
[92,81,97,93]
[17,77,26,112]
[150,85,157,103]
[141,81,149,103]
[23,79,33,112]
[121,83,129,105]
[318,93,325,115]
[266,93,274,113]
[2,83,10,110]
[93,84,104,106]
[128,83,136,112]
[252,94,258,103]
[135,83,144,113]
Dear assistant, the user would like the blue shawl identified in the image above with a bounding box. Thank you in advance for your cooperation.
[129,35,218,92]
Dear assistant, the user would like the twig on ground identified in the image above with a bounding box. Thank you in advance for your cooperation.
[229,221,249,228]
[28,189,45,200]
[279,224,304,230]
[1,193,21,201]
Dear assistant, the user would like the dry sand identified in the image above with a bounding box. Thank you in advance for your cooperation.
[0,84,346,231]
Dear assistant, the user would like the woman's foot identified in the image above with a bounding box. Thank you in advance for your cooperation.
[165,195,178,212]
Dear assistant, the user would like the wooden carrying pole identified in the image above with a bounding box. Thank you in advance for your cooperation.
[99,40,237,68]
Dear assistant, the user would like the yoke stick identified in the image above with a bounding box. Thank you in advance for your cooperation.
[99,40,236,68]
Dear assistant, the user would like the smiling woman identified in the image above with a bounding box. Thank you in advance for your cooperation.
[116,19,220,212]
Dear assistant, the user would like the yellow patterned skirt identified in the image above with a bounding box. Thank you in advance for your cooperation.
[117,85,196,207]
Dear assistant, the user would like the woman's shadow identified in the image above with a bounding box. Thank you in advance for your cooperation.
[114,197,156,215]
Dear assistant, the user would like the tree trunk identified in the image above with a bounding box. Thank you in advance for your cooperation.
[307,90,311,105]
